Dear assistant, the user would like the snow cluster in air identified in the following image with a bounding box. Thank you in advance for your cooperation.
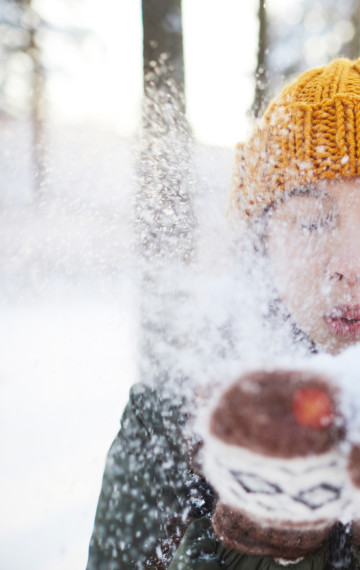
[3,75,360,569]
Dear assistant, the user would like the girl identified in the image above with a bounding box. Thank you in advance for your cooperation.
[86,57,360,569]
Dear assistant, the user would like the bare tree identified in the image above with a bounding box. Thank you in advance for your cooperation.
[0,0,89,199]
[0,0,46,196]
[344,1,360,60]
[142,0,185,113]
[252,0,268,119]
[27,2,47,198]
[136,0,196,379]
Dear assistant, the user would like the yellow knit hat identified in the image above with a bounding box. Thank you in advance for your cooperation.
[230,57,360,218]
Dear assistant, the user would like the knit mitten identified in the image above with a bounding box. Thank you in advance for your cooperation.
[347,441,360,565]
[200,369,346,561]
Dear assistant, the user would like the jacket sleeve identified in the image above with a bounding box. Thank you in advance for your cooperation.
[168,516,329,570]
[85,383,210,570]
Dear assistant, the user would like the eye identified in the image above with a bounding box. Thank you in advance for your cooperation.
[299,215,339,233]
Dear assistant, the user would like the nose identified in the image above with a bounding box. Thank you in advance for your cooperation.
[327,239,360,287]
[343,272,360,287]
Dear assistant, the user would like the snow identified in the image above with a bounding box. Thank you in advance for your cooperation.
[0,119,234,569]
[3,112,360,567]
[0,122,138,570]
[0,282,137,570]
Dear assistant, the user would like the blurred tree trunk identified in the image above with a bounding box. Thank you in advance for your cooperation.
[138,0,193,264]
[344,1,360,60]
[136,0,196,380]
[13,0,47,198]
[142,0,185,114]
[1,0,89,200]
[252,0,268,119]
[28,9,47,199]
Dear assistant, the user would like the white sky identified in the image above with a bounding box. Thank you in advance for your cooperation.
[35,0,258,147]
[183,0,257,146]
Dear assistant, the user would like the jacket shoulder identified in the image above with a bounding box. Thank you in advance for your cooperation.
[86,382,202,569]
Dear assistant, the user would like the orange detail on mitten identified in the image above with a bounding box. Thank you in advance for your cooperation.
[293,388,333,428]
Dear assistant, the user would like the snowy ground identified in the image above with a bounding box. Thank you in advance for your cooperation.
[0,120,232,569]
[0,122,139,570]
[0,281,136,570]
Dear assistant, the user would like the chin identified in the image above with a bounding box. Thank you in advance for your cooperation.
[294,319,351,355]
[313,333,360,356]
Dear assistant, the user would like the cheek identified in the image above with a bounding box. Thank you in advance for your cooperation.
[268,234,327,310]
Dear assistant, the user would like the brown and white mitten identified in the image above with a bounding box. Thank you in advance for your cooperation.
[200,369,346,561]
[348,444,360,549]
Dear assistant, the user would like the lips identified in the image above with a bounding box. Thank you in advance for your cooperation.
[324,305,360,339]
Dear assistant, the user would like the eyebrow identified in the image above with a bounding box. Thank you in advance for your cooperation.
[289,185,333,201]
[262,183,334,225]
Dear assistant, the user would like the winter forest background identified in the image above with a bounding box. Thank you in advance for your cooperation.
[1,1,360,569]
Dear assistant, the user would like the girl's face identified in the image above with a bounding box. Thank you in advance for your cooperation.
[267,177,360,354]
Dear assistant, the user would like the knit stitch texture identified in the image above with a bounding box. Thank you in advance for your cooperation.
[230,58,360,218]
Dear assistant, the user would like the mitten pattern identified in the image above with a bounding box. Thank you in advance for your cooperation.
[199,369,347,560]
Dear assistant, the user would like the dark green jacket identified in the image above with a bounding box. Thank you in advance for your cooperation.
[86,383,358,570]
